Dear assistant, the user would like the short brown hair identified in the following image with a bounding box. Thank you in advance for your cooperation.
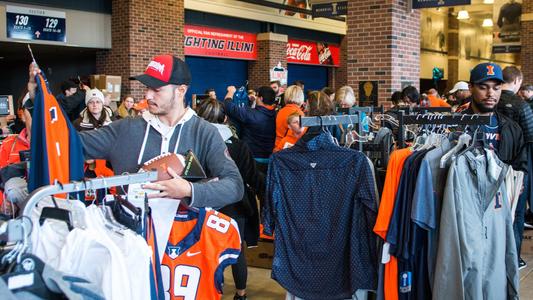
[503,66,523,84]
[307,91,334,117]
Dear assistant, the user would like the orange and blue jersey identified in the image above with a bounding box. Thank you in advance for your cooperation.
[28,73,84,191]
[161,208,241,300]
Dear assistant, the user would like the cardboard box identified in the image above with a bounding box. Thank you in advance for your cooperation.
[246,240,274,269]
[90,75,122,102]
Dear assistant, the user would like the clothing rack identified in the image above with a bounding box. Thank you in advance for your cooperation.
[299,114,364,151]
[1,171,158,244]
[397,111,492,148]
[399,107,452,114]
[336,105,386,127]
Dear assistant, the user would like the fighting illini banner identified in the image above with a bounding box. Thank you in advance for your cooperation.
[286,39,340,67]
[184,25,257,60]
[29,73,84,191]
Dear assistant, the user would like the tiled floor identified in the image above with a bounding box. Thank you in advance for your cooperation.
[223,255,533,299]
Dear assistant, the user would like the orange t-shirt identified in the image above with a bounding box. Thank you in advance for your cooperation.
[275,104,304,149]
[374,148,412,300]
[427,95,451,108]
[273,128,307,152]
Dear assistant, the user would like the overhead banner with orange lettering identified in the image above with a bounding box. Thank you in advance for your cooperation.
[184,25,257,60]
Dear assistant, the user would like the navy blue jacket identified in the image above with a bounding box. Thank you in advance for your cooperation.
[223,100,276,159]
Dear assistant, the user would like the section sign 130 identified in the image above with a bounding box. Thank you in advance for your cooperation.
[6,5,66,42]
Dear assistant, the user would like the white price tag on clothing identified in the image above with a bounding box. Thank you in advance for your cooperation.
[8,273,34,290]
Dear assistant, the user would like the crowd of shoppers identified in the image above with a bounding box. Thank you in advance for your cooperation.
[1,57,531,299]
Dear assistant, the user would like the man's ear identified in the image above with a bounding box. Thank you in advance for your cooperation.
[177,84,188,96]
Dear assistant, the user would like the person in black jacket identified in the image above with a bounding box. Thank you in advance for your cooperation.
[56,79,88,121]
[223,86,277,173]
[519,84,533,106]
[498,66,533,143]
[496,66,533,270]
[464,64,527,273]
[464,63,526,172]
[196,98,265,300]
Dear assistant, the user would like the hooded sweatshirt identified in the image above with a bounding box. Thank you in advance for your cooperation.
[79,108,244,208]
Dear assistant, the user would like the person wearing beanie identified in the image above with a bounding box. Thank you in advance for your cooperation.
[73,88,115,131]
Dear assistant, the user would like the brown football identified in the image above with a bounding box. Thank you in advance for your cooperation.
[142,153,185,181]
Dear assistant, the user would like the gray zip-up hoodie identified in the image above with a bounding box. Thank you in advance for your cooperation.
[79,108,244,209]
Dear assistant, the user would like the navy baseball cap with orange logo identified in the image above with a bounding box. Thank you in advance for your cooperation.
[130,55,191,88]
[470,62,504,84]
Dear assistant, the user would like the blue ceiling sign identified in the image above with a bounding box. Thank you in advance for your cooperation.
[412,0,471,9]
[6,5,66,42]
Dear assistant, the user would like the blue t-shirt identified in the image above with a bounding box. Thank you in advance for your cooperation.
[482,114,500,151]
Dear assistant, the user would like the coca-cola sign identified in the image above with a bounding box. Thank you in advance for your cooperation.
[286,39,340,67]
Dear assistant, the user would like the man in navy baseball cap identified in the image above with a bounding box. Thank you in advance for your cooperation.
[468,62,504,114]
[463,62,526,171]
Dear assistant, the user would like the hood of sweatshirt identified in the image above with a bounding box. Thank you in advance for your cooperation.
[212,123,233,142]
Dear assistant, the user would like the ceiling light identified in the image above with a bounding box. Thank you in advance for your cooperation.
[482,18,493,27]
[483,0,494,4]
[457,10,470,20]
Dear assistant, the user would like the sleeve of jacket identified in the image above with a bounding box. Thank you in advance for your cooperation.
[518,101,533,143]
[433,164,465,300]
[78,120,121,160]
[60,91,85,118]
[262,157,277,236]
[505,187,520,300]
[223,100,249,123]
[511,123,527,173]
[189,126,244,209]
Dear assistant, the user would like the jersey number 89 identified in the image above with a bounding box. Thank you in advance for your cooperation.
[161,265,201,300]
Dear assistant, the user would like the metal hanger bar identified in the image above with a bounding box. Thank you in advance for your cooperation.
[22,171,157,219]
[402,114,491,125]
[336,106,381,115]
[399,107,452,113]
[300,114,360,127]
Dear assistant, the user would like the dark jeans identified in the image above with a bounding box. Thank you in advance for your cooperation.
[232,216,248,290]
[514,173,529,259]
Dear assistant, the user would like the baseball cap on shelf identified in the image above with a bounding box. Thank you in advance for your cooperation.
[470,63,504,84]
[449,81,469,93]
[130,55,192,88]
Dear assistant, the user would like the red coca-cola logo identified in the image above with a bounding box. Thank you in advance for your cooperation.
[286,44,312,61]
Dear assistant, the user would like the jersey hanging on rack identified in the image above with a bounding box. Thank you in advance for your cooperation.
[161,208,241,300]
[29,73,84,191]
